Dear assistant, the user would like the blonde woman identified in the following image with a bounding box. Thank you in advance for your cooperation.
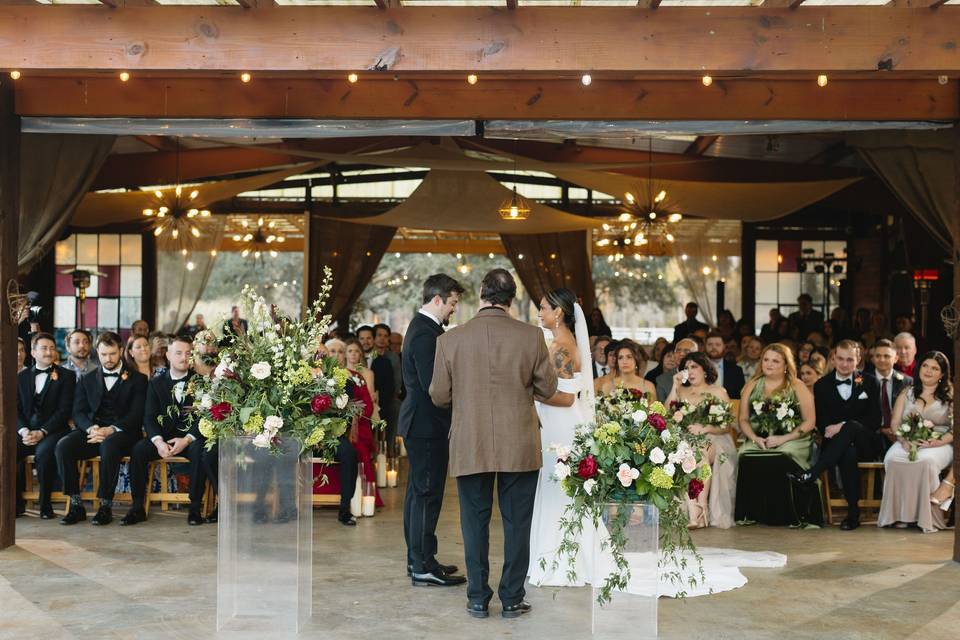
[735,343,819,526]
[345,338,379,415]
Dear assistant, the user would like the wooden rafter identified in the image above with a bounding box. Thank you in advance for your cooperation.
[887,0,950,7]
[761,0,807,8]
[685,136,719,156]
[97,0,119,7]
[637,0,662,8]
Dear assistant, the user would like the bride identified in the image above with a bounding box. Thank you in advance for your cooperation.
[527,288,597,587]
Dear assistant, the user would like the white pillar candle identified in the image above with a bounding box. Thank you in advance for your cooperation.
[350,476,363,517]
[361,495,376,517]
[376,453,388,487]
[386,470,398,488]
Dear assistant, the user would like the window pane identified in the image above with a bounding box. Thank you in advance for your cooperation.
[54,296,76,329]
[98,298,119,331]
[756,240,779,272]
[76,234,99,264]
[55,236,76,265]
[55,268,76,296]
[802,273,825,305]
[119,297,142,329]
[801,240,823,259]
[98,266,121,297]
[99,234,121,265]
[120,266,142,297]
[121,234,143,265]
[778,273,801,305]
[755,272,778,304]
[778,240,802,273]
[824,241,847,259]
[755,306,772,333]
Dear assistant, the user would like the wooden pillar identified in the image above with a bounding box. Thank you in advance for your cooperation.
[953,122,960,564]
[0,78,20,550]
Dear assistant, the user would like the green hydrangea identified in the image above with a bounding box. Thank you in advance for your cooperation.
[243,412,264,434]
[648,466,674,489]
[198,418,215,440]
[304,425,325,447]
[648,401,667,416]
[594,421,622,446]
[696,462,713,481]
[333,367,351,390]
[287,363,314,386]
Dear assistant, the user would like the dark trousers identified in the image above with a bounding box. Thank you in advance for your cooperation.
[403,436,450,573]
[334,435,358,519]
[55,428,139,500]
[456,470,539,606]
[128,437,210,511]
[809,420,875,520]
[17,431,66,508]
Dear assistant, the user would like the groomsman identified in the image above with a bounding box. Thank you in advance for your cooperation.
[121,336,215,526]
[789,339,881,530]
[16,333,76,518]
[400,274,466,587]
[871,338,912,452]
[56,332,148,525]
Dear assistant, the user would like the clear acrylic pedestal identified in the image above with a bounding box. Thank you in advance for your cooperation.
[592,502,658,639]
[217,436,312,633]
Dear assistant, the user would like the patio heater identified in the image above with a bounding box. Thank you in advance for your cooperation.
[913,268,940,338]
[61,268,106,330]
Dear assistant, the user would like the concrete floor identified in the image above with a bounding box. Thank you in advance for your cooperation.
[1,480,959,640]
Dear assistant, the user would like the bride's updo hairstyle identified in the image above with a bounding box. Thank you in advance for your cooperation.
[545,288,577,333]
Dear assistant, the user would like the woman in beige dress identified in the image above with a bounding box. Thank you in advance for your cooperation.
[598,340,656,398]
[666,351,738,529]
[878,351,954,533]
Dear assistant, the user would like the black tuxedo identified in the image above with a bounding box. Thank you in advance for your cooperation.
[399,312,452,574]
[673,318,708,343]
[715,358,746,400]
[56,366,147,500]
[128,371,216,511]
[809,372,882,521]
[16,365,76,509]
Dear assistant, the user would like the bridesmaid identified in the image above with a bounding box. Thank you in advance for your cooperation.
[665,352,738,529]
[345,338,378,413]
[599,340,656,398]
[878,351,954,532]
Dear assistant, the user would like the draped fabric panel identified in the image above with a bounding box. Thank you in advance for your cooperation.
[500,231,596,314]
[156,217,226,334]
[848,130,955,251]
[18,134,115,273]
[307,217,397,330]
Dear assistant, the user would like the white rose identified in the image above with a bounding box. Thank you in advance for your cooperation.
[663,462,676,477]
[923,419,934,428]
[709,404,724,416]
[264,415,284,434]
[213,361,229,379]
[200,394,213,409]
[660,429,673,443]
[336,394,349,409]
[631,410,648,424]
[327,379,336,388]
[776,405,789,421]
[554,444,572,461]
[252,432,273,449]
[554,462,571,480]
[752,401,764,414]
[583,479,597,496]
[650,447,666,464]
[681,457,698,474]
[616,463,640,488]
[901,425,911,433]
[250,362,272,380]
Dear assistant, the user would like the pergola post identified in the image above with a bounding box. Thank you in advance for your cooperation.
[953,122,960,564]
[0,78,20,550]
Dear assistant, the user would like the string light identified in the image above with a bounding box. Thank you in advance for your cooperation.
[467,74,478,85]
[119,71,130,82]
[817,74,828,88]
[581,74,592,86]
[240,72,252,83]
[347,73,359,84]
[9,70,20,80]
[701,75,713,87]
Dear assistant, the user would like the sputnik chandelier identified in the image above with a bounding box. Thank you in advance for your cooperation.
[234,216,286,259]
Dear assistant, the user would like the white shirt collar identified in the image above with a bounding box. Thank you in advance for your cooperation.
[103,365,123,375]
[875,370,893,381]
[170,371,189,382]
[835,373,853,382]
[418,309,442,326]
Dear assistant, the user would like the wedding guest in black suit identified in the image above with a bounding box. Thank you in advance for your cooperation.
[788,294,825,342]
[672,302,709,344]
[16,333,76,519]
[871,338,912,454]
[401,274,467,587]
[358,325,396,451]
[789,339,882,530]
[704,331,746,399]
[590,336,612,379]
[121,335,215,527]
[56,331,148,526]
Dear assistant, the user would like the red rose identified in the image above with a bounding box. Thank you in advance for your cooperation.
[688,479,704,499]
[210,402,232,421]
[577,455,598,480]
[668,400,681,410]
[311,394,332,414]
[629,388,646,399]
[648,413,667,432]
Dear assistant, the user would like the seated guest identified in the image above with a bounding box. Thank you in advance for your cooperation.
[588,307,612,338]
[788,294,825,342]
[893,332,918,378]
[673,302,709,343]
[789,339,882,531]
[665,352,738,529]
[799,360,824,392]
[656,338,697,401]
[62,329,97,379]
[704,331,746,400]
[724,337,741,363]
[594,339,621,395]
[649,337,668,372]
[645,342,674,384]
[16,333,76,518]
[758,308,782,344]
[591,335,612,379]
[148,333,169,375]
[122,336,215,526]
[599,341,656,398]
[736,344,820,527]
[878,352,954,533]
[56,332,148,525]
[797,341,815,365]
[222,305,248,340]
[738,336,762,379]
[131,319,150,339]
[390,331,404,356]
[16,337,27,373]
[125,335,153,379]
[872,338,912,453]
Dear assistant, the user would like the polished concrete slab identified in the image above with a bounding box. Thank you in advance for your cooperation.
[1,480,958,640]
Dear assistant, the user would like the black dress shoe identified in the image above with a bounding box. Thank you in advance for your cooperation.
[840,518,860,531]
[338,514,357,526]
[39,505,56,520]
[412,570,467,587]
[787,470,816,485]
[91,506,113,526]
[120,508,146,526]
[60,504,87,525]
[205,508,218,524]
[16,500,26,517]
[407,562,460,577]
[501,601,532,619]
[465,602,490,619]
[188,510,205,526]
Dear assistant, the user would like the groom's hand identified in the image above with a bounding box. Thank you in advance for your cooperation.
[543,391,575,408]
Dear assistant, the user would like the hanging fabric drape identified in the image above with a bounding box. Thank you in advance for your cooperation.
[156,217,226,334]
[848,130,955,251]
[18,133,115,273]
[500,231,596,314]
[307,217,397,330]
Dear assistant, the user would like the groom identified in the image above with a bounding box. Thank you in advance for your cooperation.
[429,269,574,619]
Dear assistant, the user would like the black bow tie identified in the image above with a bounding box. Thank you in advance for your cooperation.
[34,367,51,374]
[836,378,852,386]
[103,371,120,378]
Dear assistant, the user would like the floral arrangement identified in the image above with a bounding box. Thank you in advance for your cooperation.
[896,412,944,462]
[549,387,708,604]
[187,267,365,458]
[671,394,735,432]
[749,391,802,437]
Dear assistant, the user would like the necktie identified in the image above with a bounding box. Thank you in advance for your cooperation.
[34,367,51,374]
[880,378,891,428]
[836,378,852,386]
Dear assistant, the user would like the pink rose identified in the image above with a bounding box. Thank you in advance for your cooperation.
[673,411,685,422]
[681,457,698,475]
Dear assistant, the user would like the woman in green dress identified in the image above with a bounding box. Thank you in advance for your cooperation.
[735,343,821,526]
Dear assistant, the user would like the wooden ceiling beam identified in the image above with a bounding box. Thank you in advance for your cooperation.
[761,0,807,8]
[506,0,517,10]
[685,135,719,156]
[2,6,960,72]
[887,1,950,8]
[17,76,959,121]
[637,1,662,8]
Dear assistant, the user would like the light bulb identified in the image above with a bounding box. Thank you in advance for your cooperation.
[210,250,217,257]
[242,249,250,257]
[510,205,518,218]
[668,213,682,223]
[201,210,211,217]
[243,233,253,242]
[189,190,199,200]
[187,209,198,217]
[175,185,182,197]
[655,190,667,202]
[153,227,163,237]
[347,73,359,84]
[154,190,163,199]
[702,266,711,275]
[581,74,592,86]
[270,250,278,258]
[254,251,261,259]
[181,248,188,256]
[276,236,286,243]
[618,213,632,222]
[817,74,828,87]
[186,261,196,271]
[467,74,478,85]
[143,209,154,217]
[517,253,524,260]
[625,192,635,204]
[119,71,130,82]
[232,234,242,242]
[171,228,179,239]
[257,217,264,227]
[702,75,713,87]
[240,72,252,83]
[10,70,21,80]
[191,226,200,237]
[648,211,657,220]
[666,233,675,242]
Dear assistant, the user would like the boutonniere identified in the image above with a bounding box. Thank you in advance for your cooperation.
[121,371,129,381]
[50,370,59,382]
[894,372,903,381]
[853,375,863,387]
